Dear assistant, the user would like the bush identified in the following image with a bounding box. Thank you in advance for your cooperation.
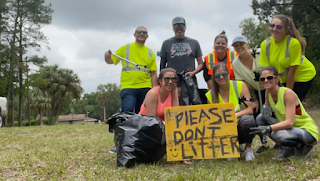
[13,119,50,126]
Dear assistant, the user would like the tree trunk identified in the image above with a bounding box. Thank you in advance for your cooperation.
[39,110,43,125]
[18,16,23,127]
[8,8,20,127]
[103,106,106,121]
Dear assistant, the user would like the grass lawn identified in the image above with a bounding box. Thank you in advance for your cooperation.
[1,110,320,180]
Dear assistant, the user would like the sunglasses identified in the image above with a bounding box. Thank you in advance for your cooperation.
[214,72,228,79]
[135,30,148,35]
[259,76,276,82]
[163,77,177,83]
[270,23,283,30]
[173,23,185,29]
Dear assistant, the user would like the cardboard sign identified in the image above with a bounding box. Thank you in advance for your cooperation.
[164,103,240,161]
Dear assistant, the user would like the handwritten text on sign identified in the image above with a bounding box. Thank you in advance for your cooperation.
[164,103,240,161]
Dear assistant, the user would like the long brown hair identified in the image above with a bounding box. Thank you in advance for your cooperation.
[211,63,229,103]
[273,14,306,54]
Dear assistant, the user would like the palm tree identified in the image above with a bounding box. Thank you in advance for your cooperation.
[39,65,83,124]
[29,88,51,125]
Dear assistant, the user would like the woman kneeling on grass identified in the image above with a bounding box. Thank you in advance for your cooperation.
[250,66,318,160]
[139,68,193,165]
[205,62,256,161]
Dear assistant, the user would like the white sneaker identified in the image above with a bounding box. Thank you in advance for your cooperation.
[245,147,255,161]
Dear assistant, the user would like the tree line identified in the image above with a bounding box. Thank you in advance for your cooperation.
[0,0,121,126]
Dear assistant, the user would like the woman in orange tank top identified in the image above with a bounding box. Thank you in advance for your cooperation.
[139,68,179,121]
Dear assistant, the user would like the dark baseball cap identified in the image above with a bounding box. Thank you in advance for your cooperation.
[172,17,186,25]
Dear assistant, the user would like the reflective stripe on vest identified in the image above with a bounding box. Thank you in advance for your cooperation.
[232,80,242,111]
[206,50,237,77]
[265,36,304,76]
[122,43,151,73]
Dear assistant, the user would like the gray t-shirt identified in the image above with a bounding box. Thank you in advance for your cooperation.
[160,37,202,74]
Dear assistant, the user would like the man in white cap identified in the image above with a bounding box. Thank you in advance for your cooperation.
[160,17,203,104]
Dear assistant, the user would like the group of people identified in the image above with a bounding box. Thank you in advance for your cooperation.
[104,15,318,162]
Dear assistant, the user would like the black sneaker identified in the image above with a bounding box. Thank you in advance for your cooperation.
[109,146,117,154]
[256,146,270,153]
[292,145,314,159]
[273,147,294,160]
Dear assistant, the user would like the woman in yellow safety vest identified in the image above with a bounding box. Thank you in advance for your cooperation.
[203,31,238,89]
[259,14,316,101]
[205,63,255,161]
[251,66,318,160]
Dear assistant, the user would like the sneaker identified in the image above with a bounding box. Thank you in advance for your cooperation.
[244,147,255,161]
[273,144,281,150]
[109,146,117,154]
[292,145,314,159]
[273,147,294,160]
[256,146,270,153]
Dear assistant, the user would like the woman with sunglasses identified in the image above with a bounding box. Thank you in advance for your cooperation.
[251,66,318,160]
[139,68,194,165]
[203,31,238,89]
[205,63,256,161]
[231,35,271,153]
[259,14,316,101]
[139,68,179,121]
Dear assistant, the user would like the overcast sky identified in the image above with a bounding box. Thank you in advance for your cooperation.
[32,0,256,93]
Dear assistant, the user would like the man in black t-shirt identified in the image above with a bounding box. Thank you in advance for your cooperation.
[160,17,203,105]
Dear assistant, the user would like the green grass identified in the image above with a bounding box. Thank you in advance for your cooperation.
[1,110,320,180]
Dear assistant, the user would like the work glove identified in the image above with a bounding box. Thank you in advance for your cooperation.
[249,126,272,136]
[262,104,273,117]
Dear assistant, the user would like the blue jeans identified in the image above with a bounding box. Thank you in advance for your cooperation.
[120,88,150,113]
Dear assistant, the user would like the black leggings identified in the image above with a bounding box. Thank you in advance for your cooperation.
[282,78,314,101]
[238,115,256,144]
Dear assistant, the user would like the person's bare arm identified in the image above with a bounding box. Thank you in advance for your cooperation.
[144,89,158,116]
[150,71,158,87]
[171,84,179,107]
[286,65,298,89]
[185,57,203,77]
[235,82,253,119]
[160,57,167,70]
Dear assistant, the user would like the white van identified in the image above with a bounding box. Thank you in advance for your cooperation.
[0,97,8,127]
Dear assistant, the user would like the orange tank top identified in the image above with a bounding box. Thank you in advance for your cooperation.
[139,87,172,121]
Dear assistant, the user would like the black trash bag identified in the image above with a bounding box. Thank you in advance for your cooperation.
[114,113,166,168]
[179,71,202,106]
[107,111,135,133]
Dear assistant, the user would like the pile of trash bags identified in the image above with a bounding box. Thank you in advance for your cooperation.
[107,112,166,168]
